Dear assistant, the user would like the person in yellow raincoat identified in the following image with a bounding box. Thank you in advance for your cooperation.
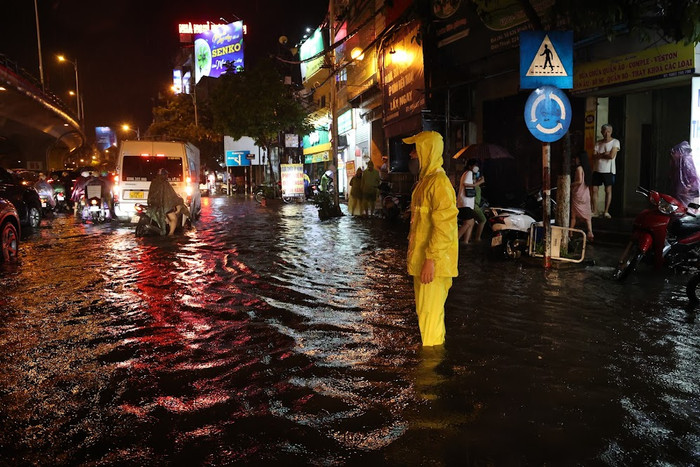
[403,131,458,346]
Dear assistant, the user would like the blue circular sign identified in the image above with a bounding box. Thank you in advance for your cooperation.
[524,86,572,142]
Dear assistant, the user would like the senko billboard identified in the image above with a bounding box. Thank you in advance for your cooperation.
[194,21,244,83]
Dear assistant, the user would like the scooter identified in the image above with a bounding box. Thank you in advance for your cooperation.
[134,203,167,236]
[133,203,190,236]
[79,180,111,224]
[487,207,537,258]
[486,188,556,259]
[613,186,700,281]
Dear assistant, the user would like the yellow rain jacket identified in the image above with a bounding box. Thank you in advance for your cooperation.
[404,131,458,278]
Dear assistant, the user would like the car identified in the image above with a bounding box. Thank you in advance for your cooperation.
[0,167,42,228]
[11,168,40,187]
[0,197,20,262]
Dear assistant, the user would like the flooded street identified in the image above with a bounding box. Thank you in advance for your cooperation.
[1,196,699,465]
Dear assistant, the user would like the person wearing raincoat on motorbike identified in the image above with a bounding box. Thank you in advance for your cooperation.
[403,131,458,347]
[147,168,191,235]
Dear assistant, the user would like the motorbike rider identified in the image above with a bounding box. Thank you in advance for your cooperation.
[71,170,92,215]
[147,168,190,235]
[320,168,334,192]
[34,172,57,210]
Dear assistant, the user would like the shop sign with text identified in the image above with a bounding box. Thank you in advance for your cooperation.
[574,42,695,92]
[281,164,305,196]
[194,21,244,83]
[382,21,425,125]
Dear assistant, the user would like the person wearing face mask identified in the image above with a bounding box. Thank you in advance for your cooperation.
[468,159,487,242]
[456,161,476,245]
[402,131,458,347]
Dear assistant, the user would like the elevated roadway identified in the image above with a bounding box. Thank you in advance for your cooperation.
[0,54,85,171]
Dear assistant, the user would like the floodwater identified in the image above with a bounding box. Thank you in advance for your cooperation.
[0,196,698,465]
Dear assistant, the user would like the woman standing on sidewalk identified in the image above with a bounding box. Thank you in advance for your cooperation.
[571,151,594,241]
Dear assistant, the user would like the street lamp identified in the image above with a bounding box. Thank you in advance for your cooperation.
[121,124,140,140]
[57,54,82,124]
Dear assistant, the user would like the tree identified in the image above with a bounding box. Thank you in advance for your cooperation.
[550,0,700,44]
[209,58,313,184]
[147,93,224,171]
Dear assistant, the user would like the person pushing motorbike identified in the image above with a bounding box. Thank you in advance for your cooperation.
[147,168,190,235]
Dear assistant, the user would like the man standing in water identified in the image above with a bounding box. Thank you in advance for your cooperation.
[403,131,458,347]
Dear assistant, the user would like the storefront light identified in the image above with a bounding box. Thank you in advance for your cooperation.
[350,47,364,61]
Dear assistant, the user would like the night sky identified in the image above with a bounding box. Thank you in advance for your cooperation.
[2,0,328,140]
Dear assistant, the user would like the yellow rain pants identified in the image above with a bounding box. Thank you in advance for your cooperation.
[413,276,452,346]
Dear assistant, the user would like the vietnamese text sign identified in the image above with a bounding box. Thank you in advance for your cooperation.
[281,164,305,196]
[382,21,425,125]
[194,21,244,83]
[574,41,695,92]
[304,151,331,164]
[300,28,325,82]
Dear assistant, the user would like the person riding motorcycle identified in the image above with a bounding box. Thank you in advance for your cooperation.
[34,172,57,210]
[147,168,190,235]
[71,170,92,215]
[320,169,334,192]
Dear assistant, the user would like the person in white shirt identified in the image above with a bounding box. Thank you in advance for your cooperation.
[456,159,479,244]
[590,124,621,218]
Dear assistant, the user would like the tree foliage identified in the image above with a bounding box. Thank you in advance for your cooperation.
[147,94,224,171]
[210,58,313,158]
[551,0,700,44]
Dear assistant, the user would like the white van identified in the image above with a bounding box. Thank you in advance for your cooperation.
[114,140,201,222]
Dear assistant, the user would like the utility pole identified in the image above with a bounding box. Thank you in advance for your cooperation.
[33,0,45,92]
[329,0,340,208]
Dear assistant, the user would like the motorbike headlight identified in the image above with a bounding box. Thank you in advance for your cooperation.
[657,198,678,215]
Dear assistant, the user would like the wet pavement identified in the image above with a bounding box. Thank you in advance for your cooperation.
[0,196,698,465]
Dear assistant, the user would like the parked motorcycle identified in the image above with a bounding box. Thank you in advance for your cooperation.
[487,207,537,258]
[382,192,411,221]
[613,186,700,281]
[79,180,111,224]
[486,188,556,259]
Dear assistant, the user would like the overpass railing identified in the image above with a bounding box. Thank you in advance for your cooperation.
[0,53,78,120]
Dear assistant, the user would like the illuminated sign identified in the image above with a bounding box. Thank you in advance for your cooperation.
[178,22,224,43]
[300,28,325,82]
[304,151,331,164]
[95,127,116,150]
[194,21,245,83]
[284,134,299,148]
[281,164,304,196]
[382,21,425,125]
[338,109,353,134]
[172,69,182,93]
[303,129,329,149]
[574,41,695,92]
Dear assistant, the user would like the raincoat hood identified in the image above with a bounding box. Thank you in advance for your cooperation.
[403,131,444,179]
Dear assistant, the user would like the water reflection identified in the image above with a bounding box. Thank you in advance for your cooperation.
[0,200,698,464]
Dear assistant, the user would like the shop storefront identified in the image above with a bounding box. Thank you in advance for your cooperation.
[573,41,699,216]
[303,129,334,190]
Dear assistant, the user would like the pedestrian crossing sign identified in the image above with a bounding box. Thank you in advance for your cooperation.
[520,31,573,89]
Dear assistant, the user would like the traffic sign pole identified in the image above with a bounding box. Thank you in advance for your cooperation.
[542,142,551,269]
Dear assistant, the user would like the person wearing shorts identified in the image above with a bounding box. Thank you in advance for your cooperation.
[590,124,620,218]
[456,162,477,244]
